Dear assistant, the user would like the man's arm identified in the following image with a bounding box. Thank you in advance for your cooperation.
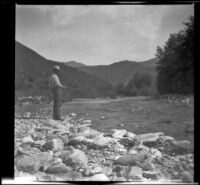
[53,75,66,88]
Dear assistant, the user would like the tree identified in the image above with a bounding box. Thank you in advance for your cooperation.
[155,16,194,94]
[123,73,153,96]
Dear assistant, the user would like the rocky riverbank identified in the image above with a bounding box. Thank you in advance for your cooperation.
[15,115,194,182]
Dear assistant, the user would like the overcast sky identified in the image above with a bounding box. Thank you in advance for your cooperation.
[16,5,194,65]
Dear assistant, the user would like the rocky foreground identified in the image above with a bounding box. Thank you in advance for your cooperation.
[15,114,194,182]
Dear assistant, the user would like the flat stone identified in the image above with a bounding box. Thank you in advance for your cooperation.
[22,136,34,144]
[113,153,148,166]
[136,132,164,146]
[143,171,161,180]
[45,164,71,174]
[86,173,110,181]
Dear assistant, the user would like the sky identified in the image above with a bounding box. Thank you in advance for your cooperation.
[16,5,194,65]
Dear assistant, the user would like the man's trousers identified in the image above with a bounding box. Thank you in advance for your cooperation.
[52,87,62,120]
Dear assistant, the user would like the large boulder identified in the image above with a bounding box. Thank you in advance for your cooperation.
[113,153,148,166]
[16,155,41,173]
[60,148,88,169]
[180,171,193,182]
[168,140,191,154]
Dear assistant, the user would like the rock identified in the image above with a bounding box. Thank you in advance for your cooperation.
[113,153,148,166]
[150,148,162,159]
[83,120,91,123]
[177,155,187,161]
[43,139,64,152]
[61,148,88,169]
[102,166,113,176]
[90,166,102,175]
[168,140,191,154]
[70,113,76,117]
[45,164,71,174]
[59,135,69,145]
[185,124,194,133]
[128,149,138,155]
[22,136,34,144]
[160,135,175,142]
[53,157,63,164]
[141,158,155,171]
[127,166,143,180]
[119,123,124,127]
[44,119,67,130]
[16,155,41,173]
[46,132,57,140]
[111,129,127,139]
[113,165,124,176]
[118,137,137,147]
[143,171,161,180]
[125,132,136,139]
[135,132,164,146]
[74,127,92,137]
[68,136,87,146]
[82,167,91,176]
[33,140,46,148]
[116,177,127,181]
[34,152,54,168]
[180,171,193,182]
[113,142,127,153]
[86,174,110,181]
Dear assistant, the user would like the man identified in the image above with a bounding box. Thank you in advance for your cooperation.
[49,65,66,121]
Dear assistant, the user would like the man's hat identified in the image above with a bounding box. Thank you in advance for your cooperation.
[53,65,61,70]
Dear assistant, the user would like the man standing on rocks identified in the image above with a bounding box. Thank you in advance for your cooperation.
[49,65,66,121]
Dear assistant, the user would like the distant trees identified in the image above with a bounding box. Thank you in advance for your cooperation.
[114,73,156,96]
[155,16,194,94]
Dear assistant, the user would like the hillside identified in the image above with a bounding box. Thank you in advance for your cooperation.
[15,41,113,102]
[63,61,86,68]
[78,60,157,85]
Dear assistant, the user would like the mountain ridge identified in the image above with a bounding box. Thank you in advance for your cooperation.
[15,41,113,101]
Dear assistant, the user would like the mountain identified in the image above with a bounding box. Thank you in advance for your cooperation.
[139,58,158,68]
[15,41,113,101]
[77,59,157,85]
[63,61,86,68]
